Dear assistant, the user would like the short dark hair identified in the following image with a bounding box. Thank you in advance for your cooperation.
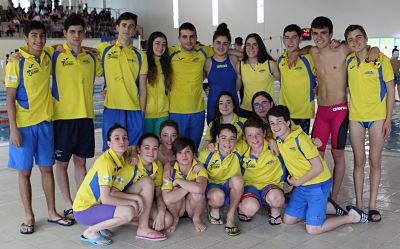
[244,116,265,133]
[213,23,231,43]
[64,13,86,31]
[217,123,237,137]
[179,22,196,36]
[138,133,160,147]
[267,105,291,123]
[23,20,46,36]
[234,37,243,46]
[116,12,137,26]
[283,24,302,38]
[172,137,195,156]
[107,123,128,141]
[344,24,367,41]
[311,16,333,34]
[159,119,179,136]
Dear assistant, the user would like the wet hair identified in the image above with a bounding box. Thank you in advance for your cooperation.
[251,91,274,113]
[267,105,291,123]
[172,137,195,156]
[146,31,172,91]
[213,23,231,43]
[217,123,237,137]
[210,91,238,143]
[344,25,367,41]
[235,37,243,46]
[243,116,266,133]
[107,123,128,141]
[311,16,333,34]
[283,24,302,38]
[159,119,179,136]
[64,13,86,31]
[243,33,274,63]
[179,22,196,36]
[138,133,160,147]
[116,12,137,26]
[23,20,46,37]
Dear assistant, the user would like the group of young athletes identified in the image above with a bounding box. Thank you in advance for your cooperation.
[4,9,396,246]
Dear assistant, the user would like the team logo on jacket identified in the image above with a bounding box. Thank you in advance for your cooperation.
[192,57,200,62]
[364,71,375,75]
[107,51,119,59]
[209,159,221,169]
[61,58,75,66]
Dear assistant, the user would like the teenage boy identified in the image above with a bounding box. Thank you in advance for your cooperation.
[97,12,147,151]
[267,105,368,235]
[169,22,213,149]
[53,13,102,221]
[277,24,316,134]
[345,25,394,222]
[198,124,243,236]
[237,118,285,225]
[5,20,73,235]
[290,16,379,201]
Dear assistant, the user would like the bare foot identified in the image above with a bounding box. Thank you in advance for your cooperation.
[192,217,206,232]
[167,217,179,233]
[225,215,236,228]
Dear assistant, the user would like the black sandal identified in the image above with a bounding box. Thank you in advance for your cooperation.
[328,197,348,216]
[368,210,382,222]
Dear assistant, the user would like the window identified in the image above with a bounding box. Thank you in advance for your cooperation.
[173,0,179,28]
[12,0,30,11]
[257,0,264,24]
[212,0,218,26]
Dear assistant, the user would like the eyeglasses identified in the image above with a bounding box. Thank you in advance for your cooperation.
[253,101,270,109]
[245,43,259,49]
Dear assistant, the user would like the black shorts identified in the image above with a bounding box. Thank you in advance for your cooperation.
[54,118,95,162]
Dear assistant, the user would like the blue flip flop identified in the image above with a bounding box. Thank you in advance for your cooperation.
[80,235,112,246]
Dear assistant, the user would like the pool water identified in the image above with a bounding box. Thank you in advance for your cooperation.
[1,83,400,153]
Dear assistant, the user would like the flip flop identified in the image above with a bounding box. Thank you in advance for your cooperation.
[63,208,75,222]
[225,226,241,236]
[20,223,34,235]
[80,235,112,246]
[207,206,224,225]
[47,218,74,226]
[346,205,368,223]
[237,211,252,222]
[368,210,382,222]
[268,215,282,225]
[136,231,167,241]
[328,197,348,216]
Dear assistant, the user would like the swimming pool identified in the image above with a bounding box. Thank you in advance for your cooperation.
[0,81,105,143]
[1,82,400,152]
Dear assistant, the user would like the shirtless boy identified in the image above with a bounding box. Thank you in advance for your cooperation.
[302,17,378,201]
